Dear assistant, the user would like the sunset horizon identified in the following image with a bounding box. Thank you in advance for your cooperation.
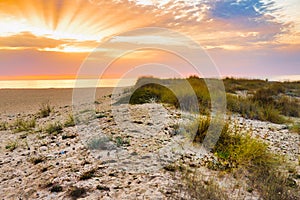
[0,0,299,88]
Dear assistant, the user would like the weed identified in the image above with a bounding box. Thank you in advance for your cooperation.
[170,167,228,200]
[12,118,36,133]
[5,140,18,151]
[191,118,299,199]
[115,136,130,147]
[289,122,300,134]
[64,114,75,127]
[45,122,63,135]
[0,121,8,131]
[87,136,112,150]
[38,102,52,118]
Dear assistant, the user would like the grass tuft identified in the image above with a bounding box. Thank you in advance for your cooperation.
[190,118,299,199]
[5,140,18,151]
[12,118,36,133]
[38,102,52,118]
[45,122,63,134]
[64,114,75,127]
[0,121,8,131]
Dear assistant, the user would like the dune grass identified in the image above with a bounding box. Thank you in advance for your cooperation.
[5,140,18,151]
[45,122,63,135]
[125,77,300,124]
[64,114,75,127]
[188,117,299,199]
[38,102,52,118]
[0,121,8,131]
[12,117,36,133]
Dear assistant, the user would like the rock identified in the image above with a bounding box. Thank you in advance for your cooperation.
[39,146,48,151]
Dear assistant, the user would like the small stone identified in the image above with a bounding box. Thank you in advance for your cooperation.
[40,146,48,151]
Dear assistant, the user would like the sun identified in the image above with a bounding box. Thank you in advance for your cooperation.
[0,0,152,52]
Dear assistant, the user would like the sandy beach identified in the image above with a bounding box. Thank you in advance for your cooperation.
[0,88,113,115]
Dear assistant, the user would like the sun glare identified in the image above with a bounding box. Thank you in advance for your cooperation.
[0,0,151,52]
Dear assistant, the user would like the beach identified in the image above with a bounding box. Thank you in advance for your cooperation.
[0,88,113,114]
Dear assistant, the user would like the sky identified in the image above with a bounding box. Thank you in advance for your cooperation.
[0,0,299,87]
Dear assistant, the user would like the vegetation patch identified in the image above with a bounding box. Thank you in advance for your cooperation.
[114,136,130,147]
[12,117,36,133]
[38,102,52,118]
[5,140,18,151]
[124,77,300,124]
[87,136,112,150]
[0,121,8,131]
[45,122,63,135]
[64,114,75,127]
[289,122,300,134]
[190,117,299,199]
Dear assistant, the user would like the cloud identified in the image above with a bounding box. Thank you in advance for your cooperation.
[0,32,100,52]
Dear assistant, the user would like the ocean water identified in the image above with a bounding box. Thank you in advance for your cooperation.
[0,79,136,89]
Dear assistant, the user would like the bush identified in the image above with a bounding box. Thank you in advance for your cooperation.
[87,136,112,150]
[276,96,300,117]
[12,118,36,133]
[115,136,130,147]
[191,118,299,199]
[45,122,63,134]
[64,114,75,127]
[169,166,228,200]
[0,121,8,131]
[289,122,300,134]
[5,140,18,151]
[226,94,286,124]
[38,102,52,118]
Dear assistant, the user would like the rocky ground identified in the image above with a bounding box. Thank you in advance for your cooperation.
[0,93,299,199]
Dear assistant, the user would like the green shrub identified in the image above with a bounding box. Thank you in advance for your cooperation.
[0,121,8,131]
[5,140,18,151]
[64,114,75,127]
[170,166,228,200]
[276,96,300,117]
[289,122,300,134]
[45,122,63,134]
[38,102,52,118]
[12,118,36,133]
[259,104,286,124]
[87,136,111,150]
[191,118,299,199]
[115,136,130,147]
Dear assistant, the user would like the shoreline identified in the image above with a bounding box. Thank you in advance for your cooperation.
[0,88,114,114]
